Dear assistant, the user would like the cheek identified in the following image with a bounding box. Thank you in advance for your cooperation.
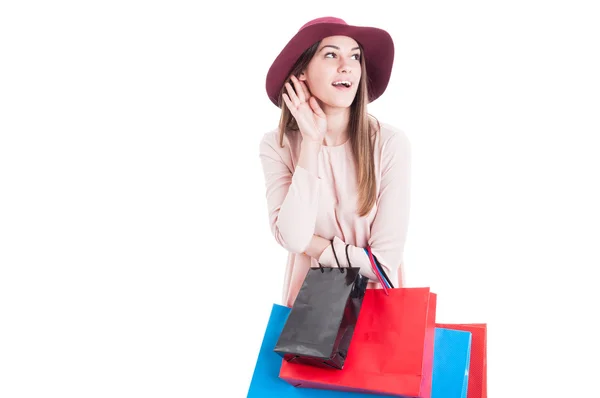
[315,76,330,92]
[306,76,330,97]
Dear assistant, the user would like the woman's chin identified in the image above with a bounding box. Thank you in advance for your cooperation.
[321,96,356,110]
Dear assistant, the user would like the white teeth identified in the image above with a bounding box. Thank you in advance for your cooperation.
[332,81,352,87]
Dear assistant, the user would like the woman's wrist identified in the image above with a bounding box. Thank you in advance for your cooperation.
[298,140,321,176]
[300,138,322,152]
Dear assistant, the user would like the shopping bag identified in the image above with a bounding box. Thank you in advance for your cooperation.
[279,287,437,397]
[247,303,398,397]
[274,242,369,370]
[431,328,472,398]
[436,323,487,398]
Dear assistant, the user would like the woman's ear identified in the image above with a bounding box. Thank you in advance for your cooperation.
[298,72,307,81]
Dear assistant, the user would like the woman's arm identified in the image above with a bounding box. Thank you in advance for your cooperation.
[303,235,377,282]
[259,135,322,254]
[316,236,379,281]
[302,234,331,260]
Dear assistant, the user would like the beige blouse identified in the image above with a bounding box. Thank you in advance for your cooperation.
[259,122,411,307]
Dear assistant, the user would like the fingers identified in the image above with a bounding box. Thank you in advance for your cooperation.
[298,79,311,100]
[281,93,296,115]
[290,75,306,103]
[284,82,300,107]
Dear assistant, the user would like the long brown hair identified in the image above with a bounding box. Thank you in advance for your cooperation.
[276,40,380,217]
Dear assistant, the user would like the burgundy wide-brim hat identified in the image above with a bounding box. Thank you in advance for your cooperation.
[265,16,395,108]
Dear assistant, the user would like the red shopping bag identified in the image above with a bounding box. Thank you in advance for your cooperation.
[436,323,487,398]
[279,287,437,397]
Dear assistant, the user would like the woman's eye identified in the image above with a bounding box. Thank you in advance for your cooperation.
[325,52,360,60]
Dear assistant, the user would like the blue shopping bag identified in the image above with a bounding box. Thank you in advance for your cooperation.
[431,328,472,398]
[247,303,399,397]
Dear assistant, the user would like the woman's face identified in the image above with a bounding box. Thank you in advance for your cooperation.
[299,35,362,110]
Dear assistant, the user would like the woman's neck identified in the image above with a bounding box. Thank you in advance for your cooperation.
[322,107,351,146]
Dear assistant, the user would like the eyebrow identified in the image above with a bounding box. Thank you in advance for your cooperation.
[318,44,361,53]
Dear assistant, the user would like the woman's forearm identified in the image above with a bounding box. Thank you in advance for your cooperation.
[303,234,331,260]
[314,236,379,282]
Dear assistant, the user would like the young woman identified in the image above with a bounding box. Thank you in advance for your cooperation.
[259,17,411,307]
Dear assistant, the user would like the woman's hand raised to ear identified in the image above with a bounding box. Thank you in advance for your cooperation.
[282,75,327,144]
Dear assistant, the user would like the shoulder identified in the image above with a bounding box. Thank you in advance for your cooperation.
[258,127,298,164]
[373,120,411,156]
[259,127,285,155]
[259,127,279,149]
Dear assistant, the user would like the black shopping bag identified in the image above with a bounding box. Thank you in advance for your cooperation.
[273,241,369,370]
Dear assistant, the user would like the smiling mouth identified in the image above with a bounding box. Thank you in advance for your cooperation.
[332,80,352,88]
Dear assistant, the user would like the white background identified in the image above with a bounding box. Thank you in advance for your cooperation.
[1,0,599,397]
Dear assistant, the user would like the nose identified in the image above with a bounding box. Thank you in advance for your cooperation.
[338,58,352,74]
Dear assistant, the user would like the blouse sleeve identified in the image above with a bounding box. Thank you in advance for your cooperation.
[368,129,411,280]
[259,135,321,254]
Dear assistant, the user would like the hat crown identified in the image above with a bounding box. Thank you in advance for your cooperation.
[299,16,348,31]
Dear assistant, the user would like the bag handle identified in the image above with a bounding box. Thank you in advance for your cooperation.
[366,246,392,295]
[330,240,344,273]
[367,248,394,289]
[317,240,345,273]
[345,244,353,269]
